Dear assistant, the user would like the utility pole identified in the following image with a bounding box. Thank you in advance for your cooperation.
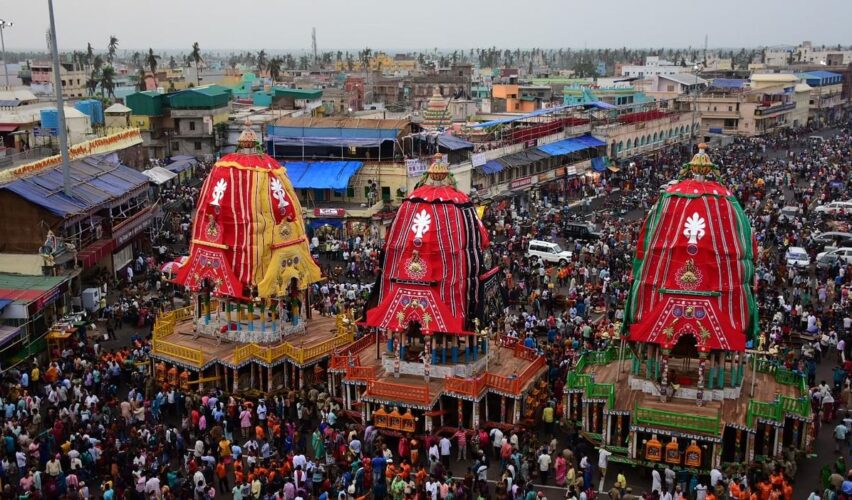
[311,27,318,68]
[0,19,12,90]
[47,0,72,196]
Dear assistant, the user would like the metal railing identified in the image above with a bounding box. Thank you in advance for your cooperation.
[634,404,721,435]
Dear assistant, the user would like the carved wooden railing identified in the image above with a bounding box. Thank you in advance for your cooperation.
[153,339,204,365]
[367,379,431,405]
[445,375,487,397]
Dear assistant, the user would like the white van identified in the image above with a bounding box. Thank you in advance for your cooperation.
[785,246,810,268]
[527,240,572,265]
[814,201,852,215]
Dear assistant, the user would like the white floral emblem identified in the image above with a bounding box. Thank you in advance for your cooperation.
[683,213,706,245]
[270,178,290,212]
[410,209,432,239]
[210,179,227,207]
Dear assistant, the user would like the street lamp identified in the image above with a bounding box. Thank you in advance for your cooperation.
[0,19,13,90]
[46,0,72,196]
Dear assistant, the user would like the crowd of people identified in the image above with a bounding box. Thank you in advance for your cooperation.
[0,118,849,500]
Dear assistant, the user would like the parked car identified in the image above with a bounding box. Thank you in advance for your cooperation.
[785,246,810,268]
[778,206,801,224]
[816,247,852,265]
[563,221,601,241]
[527,240,573,265]
[816,253,845,271]
[814,201,852,216]
[809,231,852,249]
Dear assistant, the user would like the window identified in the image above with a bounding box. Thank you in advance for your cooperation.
[381,186,391,202]
[194,141,202,151]
[728,106,733,112]
[171,141,179,151]
[189,121,196,131]
[514,103,520,110]
[667,85,675,92]
[347,187,355,198]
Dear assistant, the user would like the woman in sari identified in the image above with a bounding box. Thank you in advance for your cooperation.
[554,453,568,487]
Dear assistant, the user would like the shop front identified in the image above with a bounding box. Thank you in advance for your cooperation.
[0,274,72,365]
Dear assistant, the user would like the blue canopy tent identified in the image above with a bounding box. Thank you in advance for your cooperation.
[469,101,615,129]
[479,160,504,174]
[537,134,606,156]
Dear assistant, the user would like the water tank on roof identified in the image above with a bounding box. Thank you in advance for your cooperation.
[40,108,58,130]
[74,99,104,126]
[156,87,165,94]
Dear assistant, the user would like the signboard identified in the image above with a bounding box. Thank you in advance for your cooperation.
[33,127,58,138]
[0,128,143,183]
[314,208,346,217]
[113,208,153,247]
[539,170,555,182]
[406,158,428,177]
[524,138,538,149]
[471,152,487,168]
[510,176,534,190]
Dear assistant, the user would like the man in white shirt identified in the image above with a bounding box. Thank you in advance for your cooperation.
[439,436,451,467]
[598,448,611,491]
[651,467,662,494]
[490,428,503,457]
[709,468,722,488]
[537,452,552,485]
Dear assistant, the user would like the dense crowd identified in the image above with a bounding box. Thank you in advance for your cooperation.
[0,119,849,500]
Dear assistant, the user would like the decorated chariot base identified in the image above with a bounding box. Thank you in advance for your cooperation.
[563,145,812,475]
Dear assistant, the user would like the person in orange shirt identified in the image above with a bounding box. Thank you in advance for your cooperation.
[215,461,229,494]
[781,482,792,500]
[234,460,245,485]
[706,492,717,500]
[385,461,397,480]
[400,461,411,481]
[757,480,772,500]
[255,424,266,441]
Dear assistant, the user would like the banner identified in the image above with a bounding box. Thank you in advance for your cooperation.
[406,158,428,177]
[471,152,486,168]
[0,128,143,183]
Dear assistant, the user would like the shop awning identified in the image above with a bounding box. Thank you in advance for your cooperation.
[538,134,607,156]
[365,286,468,335]
[480,160,504,175]
[0,299,11,312]
[592,157,610,172]
[142,166,178,185]
[0,326,21,348]
[166,156,197,173]
[77,239,116,269]
[283,161,364,190]
[497,148,551,168]
[437,134,474,151]
[269,136,393,148]
[309,218,344,229]
[0,124,19,133]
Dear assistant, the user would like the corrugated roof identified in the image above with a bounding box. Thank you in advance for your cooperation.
[104,103,131,113]
[0,154,149,218]
[799,70,842,80]
[272,87,323,99]
[537,134,606,156]
[750,74,797,82]
[710,79,747,89]
[273,116,411,130]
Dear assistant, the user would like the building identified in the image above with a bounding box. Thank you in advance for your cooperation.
[125,85,233,159]
[104,103,132,129]
[646,74,708,101]
[0,130,151,282]
[343,76,366,111]
[29,60,88,98]
[562,84,651,107]
[252,87,323,116]
[796,70,845,123]
[593,106,694,160]
[675,74,800,138]
[621,56,687,78]
[794,41,852,66]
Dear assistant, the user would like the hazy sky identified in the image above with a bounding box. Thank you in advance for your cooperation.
[6,0,852,53]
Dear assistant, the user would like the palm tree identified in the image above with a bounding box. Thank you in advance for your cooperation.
[107,35,119,63]
[136,68,147,91]
[86,70,99,96]
[146,48,159,75]
[269,58,283,85]
[100,66,116,98]
[131,51,141,70]
[86,43,94,65]
[257,50,268,73]
[92,55,104,74]
[298,55,309,71]
[190,42,203,86]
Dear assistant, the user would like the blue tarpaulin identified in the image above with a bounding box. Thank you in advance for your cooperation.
[480,160,504,174]
[283,161,364,190]
[470,101,614,129]
[538,134,606,156]
[710,79,746,89]
[1,154,150,218]
[591,157,609,172]
[0,299,12,311]
[166,156,197,173]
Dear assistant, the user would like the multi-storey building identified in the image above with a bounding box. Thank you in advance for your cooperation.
[29,60,88,98]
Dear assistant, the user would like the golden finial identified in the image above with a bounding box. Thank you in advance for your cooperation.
[427,153,449,182]
[237,118,259,152]
[679,143,719,179]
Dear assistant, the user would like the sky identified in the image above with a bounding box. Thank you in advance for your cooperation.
[6,0,852,53]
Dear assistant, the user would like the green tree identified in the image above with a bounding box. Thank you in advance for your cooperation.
[169,56,177,70]
[100,66,116,98]
[268,57,282,84]
[190,42,203,86]
[86,70,99,96]
[146,48,159,74]
[257,49,268,72]
[131,51,141,70]
[107,35,119,63]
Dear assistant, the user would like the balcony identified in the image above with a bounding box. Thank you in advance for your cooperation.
[754,102,796,117]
